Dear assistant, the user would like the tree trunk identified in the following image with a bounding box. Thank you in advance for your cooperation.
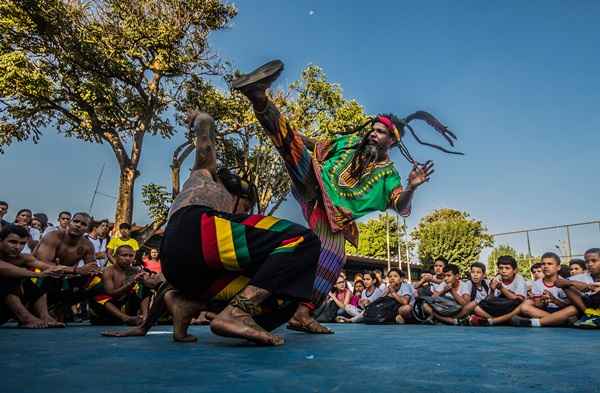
[114,166,138,227]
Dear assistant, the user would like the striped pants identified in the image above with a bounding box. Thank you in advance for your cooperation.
[255,102,347,307]
[161,206,320,306]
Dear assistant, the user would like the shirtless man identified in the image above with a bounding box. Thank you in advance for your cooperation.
[0,224,66,328]
[31,212,100,319]
[90,245,154,325]
[104,111,321,345]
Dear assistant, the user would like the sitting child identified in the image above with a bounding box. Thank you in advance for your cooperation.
[512,252,578,327]
[569,259,587,277]
[527,262,544,296]
[470,255,527,326]
[90,245,154,325]
[385,268,417,324]
[336,271,383,323]
[414,257,446,296]
[417,264,466,325]
[556,248,600,328]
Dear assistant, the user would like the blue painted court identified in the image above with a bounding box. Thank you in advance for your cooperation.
[2,324,598,393]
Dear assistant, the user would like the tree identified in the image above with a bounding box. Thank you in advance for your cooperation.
[345,214,415,261]
[0,0,236,226]
[487,244,536,279]
[412,208,494,275]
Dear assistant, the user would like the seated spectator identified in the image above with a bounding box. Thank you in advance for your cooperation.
[43,211,71,236]
[31,212,100,322]
[13,209,40,254]
[559,264,571,278]
[442,262,490,324]
[349,280,364,309]
[336,271,384,323]
[384,268,415,324]
[0,201,8,230]
[414,257,446,296]
[527,262,544,295]
[143,248,162,273]
[512,252,578,327]
[90,245,153,325]
[418,264,465,325]
[33,213,49,234]
[107,223,140,265]
[326,274,352,316]
[555,248,600,328]
[86,219,110,269]
[469,255,527,326]
[0,224,66,328]
[569,259,587,277]
[30,216,43,232]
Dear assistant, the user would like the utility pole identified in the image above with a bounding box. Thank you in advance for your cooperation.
[404,217,411,282]
[386,213,391,272]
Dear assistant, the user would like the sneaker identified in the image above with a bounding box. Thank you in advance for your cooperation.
[511,316,532,327]
[231,60,284,96]
[468,315,489,326]
[574,315,600,329]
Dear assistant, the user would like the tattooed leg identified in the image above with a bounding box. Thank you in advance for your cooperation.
[210,285,285,346]
[164,290,206,343]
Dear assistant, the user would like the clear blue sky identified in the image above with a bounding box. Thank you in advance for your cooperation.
[1,1,599,256]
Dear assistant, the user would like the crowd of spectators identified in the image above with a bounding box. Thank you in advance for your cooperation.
[1,199,599,331]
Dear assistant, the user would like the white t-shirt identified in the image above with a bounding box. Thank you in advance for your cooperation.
[568,273,596,295]
[396,282,416,305]
[493,274,528,298]
[531,279,569,309]
[360,286,384,305]
[430,280,446,295]
[22,227,40,254]
[459,280,489,304]
[86,234,108,268]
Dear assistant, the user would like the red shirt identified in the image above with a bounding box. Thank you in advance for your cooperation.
[143,258,162,273]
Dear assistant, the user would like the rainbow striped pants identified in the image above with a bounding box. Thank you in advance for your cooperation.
[255,102,347,307]
[160,206,320,306]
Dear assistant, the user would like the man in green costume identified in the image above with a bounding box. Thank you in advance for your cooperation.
[233,60,461,333]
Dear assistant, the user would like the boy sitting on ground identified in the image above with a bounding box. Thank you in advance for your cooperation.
[512,252,578,327]
[469,256,527,326]
[414,257,446,296]
[90,245,154,325]
[555,248,600,328]
[417,264,466,325]
[385,268,416,324]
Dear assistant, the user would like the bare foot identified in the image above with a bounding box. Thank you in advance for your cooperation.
[210,305,284,346]
[43,316,66,328]
[102,326,146,337]
[287,304,333,334]
[19,317,47,329]
[166,291,205,343]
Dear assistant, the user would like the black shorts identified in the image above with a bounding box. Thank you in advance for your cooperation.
[583,292,600,309]
[478,297,522,317]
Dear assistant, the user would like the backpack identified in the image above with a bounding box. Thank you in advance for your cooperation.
[470,280,490,302]
[362,297,400,324]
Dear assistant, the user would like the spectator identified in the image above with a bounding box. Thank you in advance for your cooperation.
[470,255,527,326]
[569,259,587,277]
[33,213,49,233]
[107,223,140,265]
[374,269,386,291]
[415,257,447,296]
[527,262,544,295]
[512,252,577,327]
[0,201,9,230]
[86,219,110,268]
[143,248,162,273]
[349,280,364,309]
[13,209,40,254]
[384,268,416,324]
[327,274,352,315]
[0,224,66,328]
[420,264,465,325]
[43,211,71,236]
[336,271,384,323]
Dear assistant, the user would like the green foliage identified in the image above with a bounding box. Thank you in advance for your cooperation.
[179,65,368,214]
[141,183,172,227]
[487,244,536,279]
[0,0,236,223]
[412,208,494,275]
[345,214,415,260]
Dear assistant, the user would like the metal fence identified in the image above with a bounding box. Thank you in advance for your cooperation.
[490,220,600,260]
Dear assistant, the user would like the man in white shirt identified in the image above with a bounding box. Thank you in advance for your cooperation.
[512,252,578,327]
[86,220,110,268]
[43,211,71,237]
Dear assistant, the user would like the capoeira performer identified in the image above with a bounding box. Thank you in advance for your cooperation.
[104,111,320,346]
[232,60,462,333]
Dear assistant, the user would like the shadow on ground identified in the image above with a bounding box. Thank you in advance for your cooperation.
[1,324,598,393]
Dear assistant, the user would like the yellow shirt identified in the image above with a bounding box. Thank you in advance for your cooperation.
[107,237,140,252]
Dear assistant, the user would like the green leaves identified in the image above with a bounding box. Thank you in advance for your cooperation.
[141,183,172,227]
[487,244,536,278]
[412,208,494,275]
[346,214,415,260]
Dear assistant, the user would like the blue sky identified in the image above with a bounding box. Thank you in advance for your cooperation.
[1,1,599,257]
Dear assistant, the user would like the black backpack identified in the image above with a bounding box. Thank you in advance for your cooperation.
[362,297,400,324]
[470,280,490,302]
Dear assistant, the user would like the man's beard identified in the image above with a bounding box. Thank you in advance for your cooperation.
[350,141,380,179]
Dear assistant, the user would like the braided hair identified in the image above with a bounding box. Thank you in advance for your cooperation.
[342,111,463,174]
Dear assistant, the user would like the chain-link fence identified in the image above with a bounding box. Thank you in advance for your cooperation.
[488,220,600,261]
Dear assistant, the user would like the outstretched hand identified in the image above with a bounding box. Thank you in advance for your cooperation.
[408,161,434,188]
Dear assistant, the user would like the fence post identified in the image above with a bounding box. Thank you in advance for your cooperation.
[526,231,532,257]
